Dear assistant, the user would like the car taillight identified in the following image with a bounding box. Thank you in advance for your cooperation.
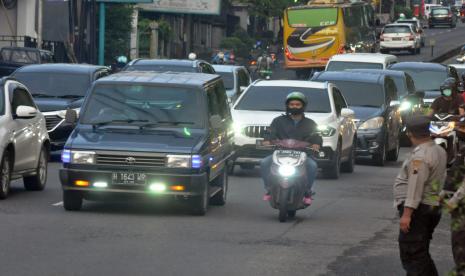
[380,34,385,41]
[409,35,414,41]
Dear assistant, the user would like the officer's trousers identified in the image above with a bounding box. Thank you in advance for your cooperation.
[451,205,465,275]
[398,204,442,276]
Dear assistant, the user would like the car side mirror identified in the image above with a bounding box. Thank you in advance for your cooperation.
[210,115,222,129]
[15,106,37,119]
[341,108,355,118]
[65,109,78,124]
[239,86,247,93]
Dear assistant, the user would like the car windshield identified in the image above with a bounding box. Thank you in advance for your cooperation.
[0,49,40,64]
[125,65,197,73]
[217,72,235,90]
[453,67,465,77]
[383,26,411,33]
[327,61,383,71]
[325,81,385,107]
[13,72,91,97]
[80,84,204,128]
[432,8,449,15]
[235,86,331,113]
[394,68,447,91]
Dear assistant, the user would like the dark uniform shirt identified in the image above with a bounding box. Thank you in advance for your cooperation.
[265,115,323,146]
[431,95,464,115]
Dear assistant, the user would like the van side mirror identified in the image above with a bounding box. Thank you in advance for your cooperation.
[210,115,222,129]
[16,106,37,119]
[65,109,78,124]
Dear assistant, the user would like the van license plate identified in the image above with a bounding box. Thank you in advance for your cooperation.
[112,172,147,185]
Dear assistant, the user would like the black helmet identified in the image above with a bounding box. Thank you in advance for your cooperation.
[440,77,457,97]
[286,92,308,106]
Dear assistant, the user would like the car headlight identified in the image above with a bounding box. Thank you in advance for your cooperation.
[317,125,336,137]
[62,150,95,164]
[233,122,244,134]
[166,155,203,168]
[57,108,81,119]
[399,101,412,112]
[358,117,384,130]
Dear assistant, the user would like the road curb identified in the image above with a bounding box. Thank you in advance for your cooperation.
[430,44,464,63]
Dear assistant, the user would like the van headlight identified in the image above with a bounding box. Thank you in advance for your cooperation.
[317,125,336,137]
[278,165,296,177]
[62,150,95,164]
[358,117,384,130]
[166,155,203,168]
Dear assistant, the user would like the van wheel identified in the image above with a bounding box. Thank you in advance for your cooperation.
[63,190,83,211]
[386,139,400,161]
[341,139,355,173]
[190,179,208,216]
[0,151,11,200]
[24,146,48,191]
[210,170,228,206]
[372,142,386,166]
[323,143,341,179]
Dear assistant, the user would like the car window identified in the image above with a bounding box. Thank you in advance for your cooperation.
[13,72,92,97]
[405,74,416,94]
[385,78,398,101]
[207,86,220,116]
[217,72,235,90]
[332,88,347,116]
[11,86,35,114]
[125,64,197,73]
[432,8,449,15]
[200,63,215,74]
[320,80,385,107]
[326,61,383,71]
[95,70,110,80]
[383,25,412,34]
[238,69,250,87]
[214,81,230,119]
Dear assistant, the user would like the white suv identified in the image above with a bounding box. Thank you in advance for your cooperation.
[231,80,357,179]
[0,77,50,199]
[380,24,421,55]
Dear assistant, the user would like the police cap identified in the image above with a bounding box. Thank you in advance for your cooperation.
[405,115,431,137]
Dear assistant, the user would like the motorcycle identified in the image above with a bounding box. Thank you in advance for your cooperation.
[429,113,459,166]
[258,68,273,80]
[257,139,316,222]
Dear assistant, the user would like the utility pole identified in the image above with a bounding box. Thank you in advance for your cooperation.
[37,0,43,49]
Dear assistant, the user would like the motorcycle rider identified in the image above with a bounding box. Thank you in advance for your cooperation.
[257,50,273,77]
[430,78,464,116]
[260,92,322,205]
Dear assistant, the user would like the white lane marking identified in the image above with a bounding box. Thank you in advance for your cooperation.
[52,201,63,206]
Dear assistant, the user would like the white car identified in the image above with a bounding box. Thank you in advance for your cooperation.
[325,53,398,71]
[231,80,357,179]
[425,4,442,20]
[380,24,422,55]
[0,77,50,199]
[396,19,425,47]
[212,65,252,104]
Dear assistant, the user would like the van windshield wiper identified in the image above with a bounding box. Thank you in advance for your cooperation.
[31,93,56,98]
[139,121,195,130]
[57,94,84,99]
[91,119,149,129]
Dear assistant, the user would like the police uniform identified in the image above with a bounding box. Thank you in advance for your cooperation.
[394,116,447,276]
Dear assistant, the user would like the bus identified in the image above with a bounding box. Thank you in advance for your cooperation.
[283,0,377,78]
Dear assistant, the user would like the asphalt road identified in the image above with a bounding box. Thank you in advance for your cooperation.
[1,22,465,276]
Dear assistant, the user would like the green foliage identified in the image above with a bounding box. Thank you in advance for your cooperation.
[220,37,249,58]
[104,4,134,65]
[240,0,298,18]
[394,6,413,20]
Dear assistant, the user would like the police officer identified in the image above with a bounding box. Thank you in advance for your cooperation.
[394,115,447,276]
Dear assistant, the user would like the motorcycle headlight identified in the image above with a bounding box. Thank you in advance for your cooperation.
[63,150,96,164]
[57,108,81,119]
[358,117,384,130]
[278,165,296,177]
[399,101,412,112]
[317,125,336,137]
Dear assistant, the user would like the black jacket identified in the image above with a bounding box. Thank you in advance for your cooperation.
[265,115,323,146]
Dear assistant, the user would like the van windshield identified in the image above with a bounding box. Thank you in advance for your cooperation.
[80,84,204,128]
[327,61,383,71]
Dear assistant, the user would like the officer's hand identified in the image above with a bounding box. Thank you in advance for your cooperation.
[400,215,411,233]
[311,144,320,152]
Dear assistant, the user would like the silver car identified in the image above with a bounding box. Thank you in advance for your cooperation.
[0,77,50,199]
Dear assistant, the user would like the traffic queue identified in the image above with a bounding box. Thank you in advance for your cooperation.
[1,50,465,272]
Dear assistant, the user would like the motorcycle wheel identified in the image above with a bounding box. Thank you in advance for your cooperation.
[278,189,289,223]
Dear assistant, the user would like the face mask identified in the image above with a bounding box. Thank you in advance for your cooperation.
[443,89,452,97]
[286,107,305,115]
